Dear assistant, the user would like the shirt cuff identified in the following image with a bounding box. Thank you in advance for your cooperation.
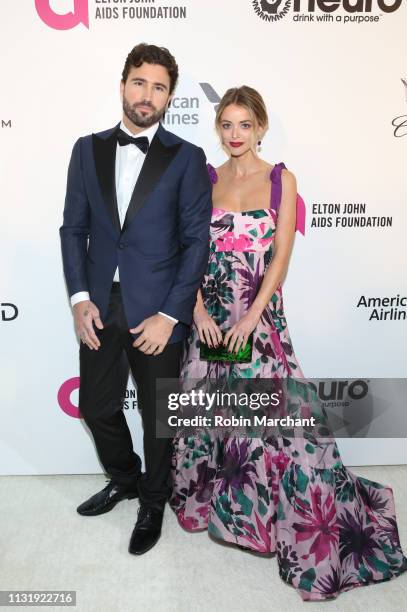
[71,291,90,307]
[158,311,178,324]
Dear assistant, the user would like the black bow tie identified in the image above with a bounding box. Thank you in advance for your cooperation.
[117,129,149,154]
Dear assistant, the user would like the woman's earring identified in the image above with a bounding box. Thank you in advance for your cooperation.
[257,140,262,151]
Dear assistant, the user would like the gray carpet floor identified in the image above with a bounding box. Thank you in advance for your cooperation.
[1,466,407,612]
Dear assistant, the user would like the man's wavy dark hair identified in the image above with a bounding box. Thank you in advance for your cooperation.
[122,43,179,94]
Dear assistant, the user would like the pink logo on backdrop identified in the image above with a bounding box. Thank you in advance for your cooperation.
[58,377,81,418]
[35,0,89,30]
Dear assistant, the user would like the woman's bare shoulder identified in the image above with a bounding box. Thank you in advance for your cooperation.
[214,161,229,175]
[281,167,297,190]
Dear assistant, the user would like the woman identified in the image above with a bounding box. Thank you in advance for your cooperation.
[170,86,407,600]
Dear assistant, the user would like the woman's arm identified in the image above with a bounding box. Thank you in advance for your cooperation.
[224,169,297,352]
[249,169,297,317]
[193,288,223,347]
[194,287,206,314]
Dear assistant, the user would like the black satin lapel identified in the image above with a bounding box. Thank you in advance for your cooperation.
[121,135,181,233]
[92,131,121,233]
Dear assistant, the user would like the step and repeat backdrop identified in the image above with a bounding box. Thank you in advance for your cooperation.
[1,0,406,475]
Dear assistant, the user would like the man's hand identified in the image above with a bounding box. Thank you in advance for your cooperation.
[73,300,104,350]
[130,313,175,355]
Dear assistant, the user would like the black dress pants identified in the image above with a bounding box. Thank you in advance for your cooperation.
[79,283,182,509]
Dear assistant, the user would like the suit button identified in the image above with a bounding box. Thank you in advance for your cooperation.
[118,242,125,249]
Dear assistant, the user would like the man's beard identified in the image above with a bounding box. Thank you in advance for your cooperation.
[122,95,166,129]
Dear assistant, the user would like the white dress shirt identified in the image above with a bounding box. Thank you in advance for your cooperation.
[70,120,178,324]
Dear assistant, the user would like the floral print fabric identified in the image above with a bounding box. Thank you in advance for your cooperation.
[170,163,407,600]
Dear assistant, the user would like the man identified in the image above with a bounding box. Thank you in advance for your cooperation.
[60,43,212,555]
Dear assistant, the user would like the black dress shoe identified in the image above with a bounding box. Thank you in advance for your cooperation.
[128,505,164,555]
[77,480,139,516]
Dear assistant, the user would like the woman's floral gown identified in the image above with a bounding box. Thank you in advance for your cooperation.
[170,163,407,601]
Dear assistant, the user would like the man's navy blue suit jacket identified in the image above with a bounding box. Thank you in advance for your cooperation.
[60,122,212,344]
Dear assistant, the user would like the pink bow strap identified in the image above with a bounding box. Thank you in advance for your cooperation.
[296,193,306,235]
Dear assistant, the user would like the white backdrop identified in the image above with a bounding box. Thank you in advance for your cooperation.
[1,0,406,475]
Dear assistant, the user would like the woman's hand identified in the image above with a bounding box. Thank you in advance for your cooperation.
[193,307,222,348]
[224,310,261,354]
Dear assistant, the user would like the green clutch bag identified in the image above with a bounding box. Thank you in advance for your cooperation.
[199,331,253,363]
